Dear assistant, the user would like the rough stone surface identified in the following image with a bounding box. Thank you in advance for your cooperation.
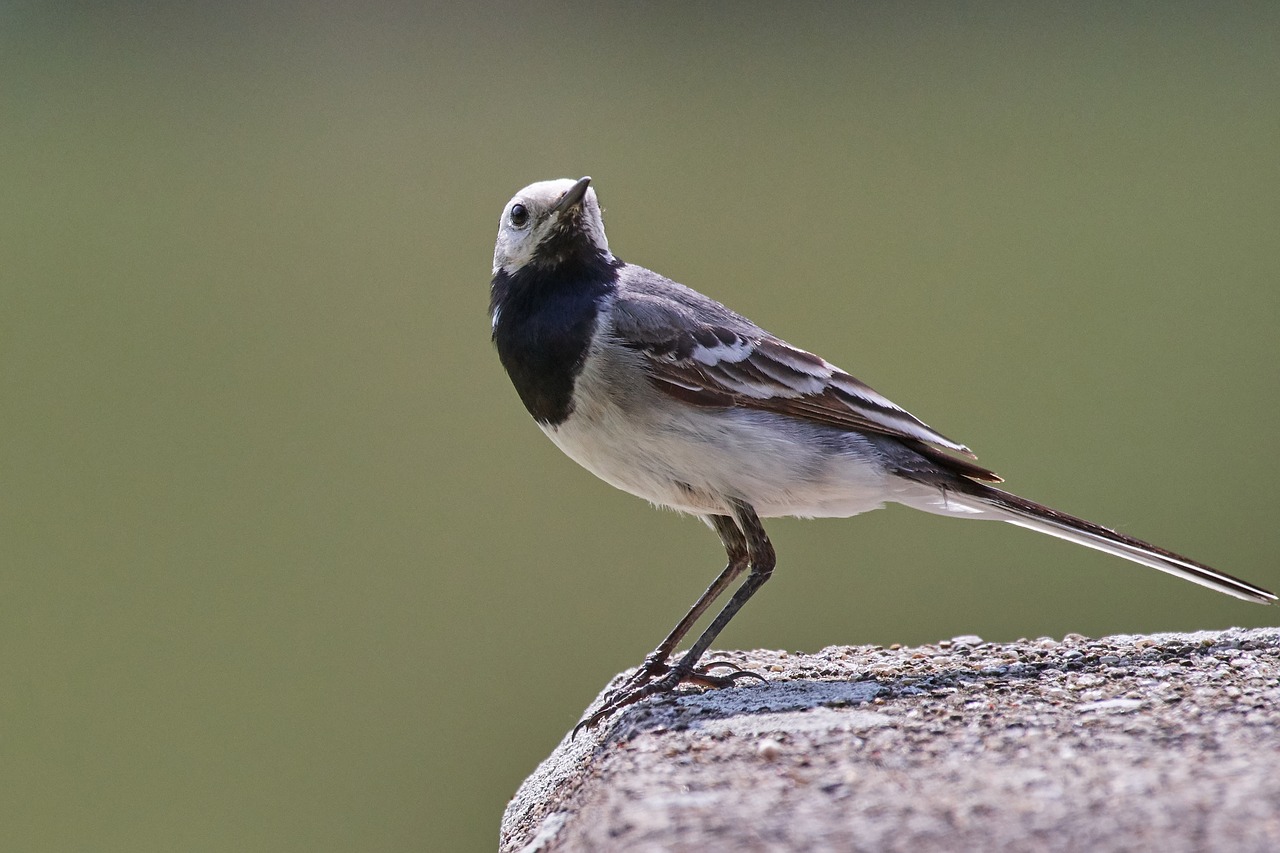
[501,628,1280,852]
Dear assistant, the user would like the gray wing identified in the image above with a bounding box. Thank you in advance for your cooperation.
[610,269,999,481]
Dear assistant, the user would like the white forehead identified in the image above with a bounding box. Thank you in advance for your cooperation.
[509,178,586,210]
[493,177,610,275]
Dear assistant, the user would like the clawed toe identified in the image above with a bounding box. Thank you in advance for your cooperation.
[695,660,768,685]
[572,671,673,738]
[680,663,767,689]
[571,659,768,738]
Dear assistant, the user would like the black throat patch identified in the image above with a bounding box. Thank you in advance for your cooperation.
[491,247,619,426]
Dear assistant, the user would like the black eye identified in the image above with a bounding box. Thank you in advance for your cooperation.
[509,204,529,228]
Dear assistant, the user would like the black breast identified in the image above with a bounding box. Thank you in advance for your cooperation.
[490,253,618,426]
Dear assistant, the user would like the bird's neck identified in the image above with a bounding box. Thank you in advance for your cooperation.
[490,252,619,426]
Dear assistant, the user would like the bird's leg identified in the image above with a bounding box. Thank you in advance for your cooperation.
[574,502,773,735]
[574,515,747,738]
[613,515,748,686]
[661,500,773,687]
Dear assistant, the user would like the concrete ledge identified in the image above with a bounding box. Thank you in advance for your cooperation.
[501,627,1280,852]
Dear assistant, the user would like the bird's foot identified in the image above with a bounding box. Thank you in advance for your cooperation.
[572,658,765,738]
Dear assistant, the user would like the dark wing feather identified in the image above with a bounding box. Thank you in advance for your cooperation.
[610,281,1000,482]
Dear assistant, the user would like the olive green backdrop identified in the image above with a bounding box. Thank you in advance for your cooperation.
[4,3,1278,851]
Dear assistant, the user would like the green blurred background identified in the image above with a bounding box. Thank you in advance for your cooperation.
[4,3,1278,850]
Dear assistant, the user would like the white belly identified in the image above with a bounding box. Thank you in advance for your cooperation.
[542,387,899,520]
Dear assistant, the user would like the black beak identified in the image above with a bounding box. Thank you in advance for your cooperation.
[552,176,592,214]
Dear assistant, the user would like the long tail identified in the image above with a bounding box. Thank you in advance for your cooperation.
[928,481,1275,604]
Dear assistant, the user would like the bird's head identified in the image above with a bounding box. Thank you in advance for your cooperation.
[492,177,611,276]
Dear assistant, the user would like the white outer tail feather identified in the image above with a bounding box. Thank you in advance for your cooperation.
[905,485,1276,605]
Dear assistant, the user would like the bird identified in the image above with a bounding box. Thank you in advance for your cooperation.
[488,176,1275,734]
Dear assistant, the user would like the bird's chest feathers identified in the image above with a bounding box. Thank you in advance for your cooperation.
[491,270,610,426]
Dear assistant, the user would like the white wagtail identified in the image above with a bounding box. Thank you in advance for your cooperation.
[489,176,1275,733]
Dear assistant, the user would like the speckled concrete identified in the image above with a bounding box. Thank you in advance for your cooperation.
[502,628,1280,853]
